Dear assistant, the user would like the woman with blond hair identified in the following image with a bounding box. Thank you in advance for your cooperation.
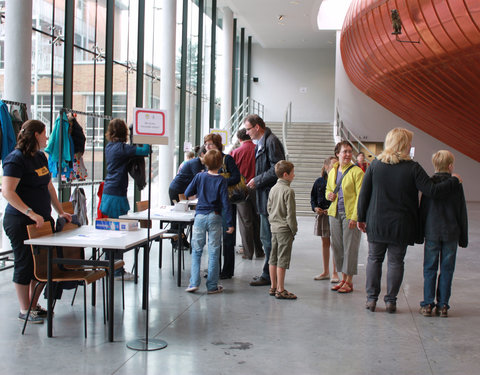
[357,128,461,313]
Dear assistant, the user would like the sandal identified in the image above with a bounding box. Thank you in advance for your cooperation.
[337,282,353,293]
[269,287,276,296]
[275,289,297,300]
[331,280,346,291]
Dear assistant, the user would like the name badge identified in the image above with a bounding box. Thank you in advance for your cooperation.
[35,166,50,177]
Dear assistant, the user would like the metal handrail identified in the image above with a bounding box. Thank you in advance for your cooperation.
[282,101,292,160]
[335,109,377,159]
[223,97,264,143]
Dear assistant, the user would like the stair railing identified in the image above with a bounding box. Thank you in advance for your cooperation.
[336,108,377,160]
[282,101,292,160]
[223,97,264,144]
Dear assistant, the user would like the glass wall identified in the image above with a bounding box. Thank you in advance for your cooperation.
[0,0,226,219]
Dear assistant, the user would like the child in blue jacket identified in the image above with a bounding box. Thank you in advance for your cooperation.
[184,149,234,294]
[419,150,468,318]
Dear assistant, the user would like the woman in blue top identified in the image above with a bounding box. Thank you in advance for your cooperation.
[99,118,149,278]
[204,133,240,279]
[2,120,72,324]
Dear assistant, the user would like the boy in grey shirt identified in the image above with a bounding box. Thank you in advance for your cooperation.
[267,160,298,299]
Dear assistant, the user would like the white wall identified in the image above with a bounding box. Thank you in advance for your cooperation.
[250,44,336,123]
[334,32,480,202]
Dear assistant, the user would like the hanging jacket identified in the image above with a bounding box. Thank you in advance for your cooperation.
[45,113,73,177]
[0,100,17,160]
[71,187,88,225]
[96,182,108,219]
[127,156,147,190]
[70,117,86,154]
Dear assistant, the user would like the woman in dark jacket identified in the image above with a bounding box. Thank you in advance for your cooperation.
[204,133,240,279]
[310,156,339,282]
[357,128,461,313]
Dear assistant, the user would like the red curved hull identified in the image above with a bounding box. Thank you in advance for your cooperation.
[340,0,480,162]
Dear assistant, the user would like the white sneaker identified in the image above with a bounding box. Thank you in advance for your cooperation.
[115,272,136,281]
[185,285,199,293]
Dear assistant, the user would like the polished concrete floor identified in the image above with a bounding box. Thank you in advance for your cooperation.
[0,202,479,375]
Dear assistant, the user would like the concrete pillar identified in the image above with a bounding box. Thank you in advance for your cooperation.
[2,0,33,251]
[220,7,233,128]
[158,0,177,205]
[4,0,32,113]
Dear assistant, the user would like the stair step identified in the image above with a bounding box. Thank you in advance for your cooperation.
[260,122,335,216]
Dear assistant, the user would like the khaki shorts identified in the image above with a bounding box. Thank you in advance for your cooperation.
[269,231,294,269]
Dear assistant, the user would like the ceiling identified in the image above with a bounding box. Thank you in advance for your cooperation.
[218,0,336,49]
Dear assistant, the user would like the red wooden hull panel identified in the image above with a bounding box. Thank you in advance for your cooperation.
[340,0,480,161]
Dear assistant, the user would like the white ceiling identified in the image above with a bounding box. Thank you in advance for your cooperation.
[218,0,336,49]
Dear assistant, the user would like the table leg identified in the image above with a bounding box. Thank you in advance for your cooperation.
[177,223,182,287]
[142,242,148,310]
[108,255,115,342]
[47,246,53,337]
[91,248,97,306]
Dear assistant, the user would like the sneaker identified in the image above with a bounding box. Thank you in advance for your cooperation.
[249,276,270,286]
[420,305,432,317]
[207,285,224,294]
[18,311,44,324]
[185,285,199,293]
[33,304,49,317]
[436,305,448,318]
[116,271,136,281]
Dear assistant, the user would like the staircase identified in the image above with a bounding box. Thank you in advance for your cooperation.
[266,122,336,217]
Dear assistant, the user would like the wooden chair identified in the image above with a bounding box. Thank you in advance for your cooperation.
[136,200,180,274]
[60,202,126,310]
[23,222,107,338]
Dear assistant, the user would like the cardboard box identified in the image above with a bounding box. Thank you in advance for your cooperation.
[95,218,138,231]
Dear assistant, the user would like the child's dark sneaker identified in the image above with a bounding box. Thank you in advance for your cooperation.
[436,305,448,318]
[420,305,432,317]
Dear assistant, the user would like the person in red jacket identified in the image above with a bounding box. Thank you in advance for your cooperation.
[231,128,264,260]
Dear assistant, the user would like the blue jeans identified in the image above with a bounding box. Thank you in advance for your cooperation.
[260,214,272,281]
[189,212,223,291]
[421,240,457,309]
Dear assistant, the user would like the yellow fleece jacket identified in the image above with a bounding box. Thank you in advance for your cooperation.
[326,162,364,221]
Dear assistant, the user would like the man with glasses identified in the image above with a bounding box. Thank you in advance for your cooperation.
[244,114,285,286]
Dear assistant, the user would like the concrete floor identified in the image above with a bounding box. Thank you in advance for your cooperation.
[0,203,479,375]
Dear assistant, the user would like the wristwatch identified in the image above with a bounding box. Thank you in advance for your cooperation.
[25,207,33,215]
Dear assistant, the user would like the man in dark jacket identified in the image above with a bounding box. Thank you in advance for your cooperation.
[245,114,285,286]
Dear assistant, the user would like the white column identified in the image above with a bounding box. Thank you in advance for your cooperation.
[220,7,233,128]
[157,0,177,205]
[2,0,33,252]
[4,0,32,113]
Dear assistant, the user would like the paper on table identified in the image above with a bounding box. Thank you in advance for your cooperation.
[67,232,127,241]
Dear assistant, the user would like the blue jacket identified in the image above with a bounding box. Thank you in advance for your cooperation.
[45,113,72,177]
[419,172,468,247]
[310,174,331,211]
[0,100,16,160]
[185,172,233,227]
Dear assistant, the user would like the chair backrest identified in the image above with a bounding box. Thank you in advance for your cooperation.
[61,201,74,214]
[136,200,151,229]
[27,222,57,281]
[59,222,85,263]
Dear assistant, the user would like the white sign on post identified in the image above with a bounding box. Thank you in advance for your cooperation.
[209,128,229,147]
[133,108,169,145]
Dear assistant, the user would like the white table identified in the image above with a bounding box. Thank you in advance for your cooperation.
[25,225,164,342]
[120,207,195,286]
